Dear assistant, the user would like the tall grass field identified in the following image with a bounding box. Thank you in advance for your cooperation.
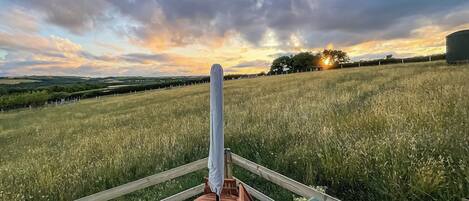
[0,61,468,201]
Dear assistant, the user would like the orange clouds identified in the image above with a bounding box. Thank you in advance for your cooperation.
[344,24,469,59]
[133,29,234,52]
[4,20,467,76]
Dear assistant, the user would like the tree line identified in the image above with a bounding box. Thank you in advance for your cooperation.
[269,50,446,74]
[269,49,349,74]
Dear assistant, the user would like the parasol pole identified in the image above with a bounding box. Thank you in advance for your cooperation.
[208,64,224,198]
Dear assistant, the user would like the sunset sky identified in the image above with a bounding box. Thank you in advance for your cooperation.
[1,0,469,77]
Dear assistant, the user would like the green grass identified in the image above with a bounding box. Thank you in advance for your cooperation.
[1,61,468,201]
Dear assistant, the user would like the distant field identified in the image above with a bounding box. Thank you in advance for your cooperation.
[0,78,39,85]
[0,61,468,201]
[0,76,209,110]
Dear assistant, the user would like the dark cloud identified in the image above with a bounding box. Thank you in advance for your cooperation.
[79,51,118,62]
[1,60,64,70]
[42,52,67,59]
[16,0,110,34]
[77,51,171,64]
[434,7,469,29]
[109,0,469,49]
[120,53,170,64]
[7,0,469,48]
[231,60,270,68]
[11,0,449,48]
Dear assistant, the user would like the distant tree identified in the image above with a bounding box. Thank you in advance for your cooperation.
[291,52,321,72]
[50,92,70,100]
[270,50,349,73]
[0,90,50,110]
[322,49,350,65]
[270,56,292,74]
[0,87,7,96]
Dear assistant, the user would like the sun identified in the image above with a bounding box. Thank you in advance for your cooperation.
[321,56,333,69]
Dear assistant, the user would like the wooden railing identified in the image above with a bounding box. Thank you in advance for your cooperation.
[75,158,208,201]
[160,184,205,201]
[231,153,339,201]
[233,177,274,201]
[75,151,340,201]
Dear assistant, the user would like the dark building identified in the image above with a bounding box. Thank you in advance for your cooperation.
[446,30,469,64]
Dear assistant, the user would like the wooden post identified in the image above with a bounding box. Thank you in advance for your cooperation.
[378,61,381,66]
[224,148,233,179]
[429,56,432,62]
[402,59,404,64]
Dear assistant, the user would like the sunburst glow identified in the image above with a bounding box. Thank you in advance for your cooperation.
[321,56,333,68]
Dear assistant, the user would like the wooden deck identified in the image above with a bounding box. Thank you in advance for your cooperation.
[75,151,340,201]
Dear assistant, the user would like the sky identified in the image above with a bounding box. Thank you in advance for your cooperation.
[0,0,469,77]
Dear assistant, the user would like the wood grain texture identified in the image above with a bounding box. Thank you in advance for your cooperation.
[231,153,340,201]
[75,158,208,201]
[234,177,274,201]
[160,184,205,201]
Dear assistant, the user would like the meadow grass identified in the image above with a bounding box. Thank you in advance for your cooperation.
[0,61,468,201]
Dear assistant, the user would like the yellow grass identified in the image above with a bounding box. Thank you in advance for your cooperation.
[0,61,468,200]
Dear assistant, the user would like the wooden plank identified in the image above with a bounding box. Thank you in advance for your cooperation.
[160,184,205,201]
[231,153,340,201]
[462,198,469,201]
[75,158,208,201]
[233,177,274,201]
